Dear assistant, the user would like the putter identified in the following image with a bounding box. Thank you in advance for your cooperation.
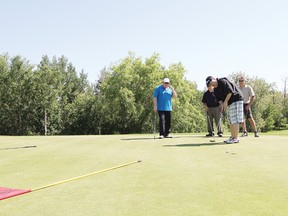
[216,112,223,135]
[153,112,156,139]
[207,113,216,142]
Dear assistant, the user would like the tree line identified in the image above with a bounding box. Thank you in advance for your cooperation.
[0,53,287,135]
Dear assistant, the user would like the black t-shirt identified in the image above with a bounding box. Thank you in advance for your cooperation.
[202,90,220,107]
[214,78,243,105]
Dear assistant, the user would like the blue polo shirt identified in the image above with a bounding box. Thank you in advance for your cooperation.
[153,85,173,111]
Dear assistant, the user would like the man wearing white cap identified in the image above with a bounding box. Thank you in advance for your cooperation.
[153,78,177,139]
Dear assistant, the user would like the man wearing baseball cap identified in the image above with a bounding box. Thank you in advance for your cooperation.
[153,78,177,139]
[206,76,244,143]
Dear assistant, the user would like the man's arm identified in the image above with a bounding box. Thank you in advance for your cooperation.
[153,97,157,112]
[169,85,177,98]
[249,95,255,105]
[246,95,255,111]
[222,93,232,112]
[203,103,208,112]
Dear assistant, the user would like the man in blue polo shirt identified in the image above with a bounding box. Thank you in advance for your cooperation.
[153,78,177,139]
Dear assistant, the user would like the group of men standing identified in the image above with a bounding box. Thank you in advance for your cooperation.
[153,76,259,142]
[202,76,259,144]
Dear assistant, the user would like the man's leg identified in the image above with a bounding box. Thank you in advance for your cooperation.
[241,104,248,136]
[224,101,243,143]
[206,110,214,136]
[164,111,171,137]
[231,123,240,140]
[245,107,259,137]
[158,111,165,138]
[225,106,234,143]
[248,117,259,137]
[212,107,223,136]
[241,120,248,136]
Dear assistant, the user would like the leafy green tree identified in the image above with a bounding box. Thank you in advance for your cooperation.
[62,90,97,135]
[268,91,287,130]
[33,55,90,135]
[32,55,63,135]
[100,53,158,133]
[99,53,205,134]
[0,54,11,134]
[165,64,205,133]
[0,55,35,135]
[4,52,286,135]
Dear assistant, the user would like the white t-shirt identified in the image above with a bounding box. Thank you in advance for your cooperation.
[239,85,255,103]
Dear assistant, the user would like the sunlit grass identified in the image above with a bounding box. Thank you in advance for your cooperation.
[1,134,288,216]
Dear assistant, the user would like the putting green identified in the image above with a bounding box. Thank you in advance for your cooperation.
[0,134,287,215]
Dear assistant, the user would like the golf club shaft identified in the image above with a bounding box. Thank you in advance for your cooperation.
[154,112,156,139]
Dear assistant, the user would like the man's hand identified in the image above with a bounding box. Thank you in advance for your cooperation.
[246,104,250,111]
[169,85,177,98]
[222,101,228,112]
[154,106,157,112]
[203,104,208,112]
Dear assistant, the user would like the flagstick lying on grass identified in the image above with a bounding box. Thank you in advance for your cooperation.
[0,160,142,201]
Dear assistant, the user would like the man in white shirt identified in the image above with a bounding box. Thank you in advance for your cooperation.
[238,76,259,137]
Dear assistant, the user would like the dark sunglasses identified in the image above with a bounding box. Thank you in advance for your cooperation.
[164,82,170,84]
[239,80,244,82]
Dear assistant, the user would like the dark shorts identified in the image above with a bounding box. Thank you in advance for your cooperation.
[243,103,252,119]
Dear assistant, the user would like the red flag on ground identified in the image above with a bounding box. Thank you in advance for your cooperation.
[0,187,31,200]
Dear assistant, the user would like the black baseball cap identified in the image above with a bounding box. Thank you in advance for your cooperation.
[205,76,214,87]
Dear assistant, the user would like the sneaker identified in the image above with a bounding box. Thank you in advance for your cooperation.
[224,137,234,143]
[241,132,248,137]
[254,132,259,137]
[159,135,164,139]
[217,132,223,137]
[165,135,173,138]
[206,133,214,137]
[225,138,239,144]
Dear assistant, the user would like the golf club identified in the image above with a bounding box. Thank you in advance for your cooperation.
[217,112,223,134]
[153,112,156,139]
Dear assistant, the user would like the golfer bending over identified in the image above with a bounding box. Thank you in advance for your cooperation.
[153,78,177,139]
[206,76,244,144]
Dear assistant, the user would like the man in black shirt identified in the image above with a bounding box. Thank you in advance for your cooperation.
[206,76,244,144]
[202,85,223,137]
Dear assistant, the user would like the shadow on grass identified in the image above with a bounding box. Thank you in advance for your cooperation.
[0,145,37,150]
[121,137,156,141]
[163,142,235,147]
[122,135,206,141]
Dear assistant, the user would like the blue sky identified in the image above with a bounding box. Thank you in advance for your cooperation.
[1,0,288,91]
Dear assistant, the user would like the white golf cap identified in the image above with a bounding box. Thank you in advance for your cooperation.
[163,78,170,83]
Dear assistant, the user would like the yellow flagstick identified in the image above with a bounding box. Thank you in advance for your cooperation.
[32,160,142,192]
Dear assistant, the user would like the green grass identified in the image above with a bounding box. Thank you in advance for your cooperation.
[1,134,288,216]
[266,129,288,135]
